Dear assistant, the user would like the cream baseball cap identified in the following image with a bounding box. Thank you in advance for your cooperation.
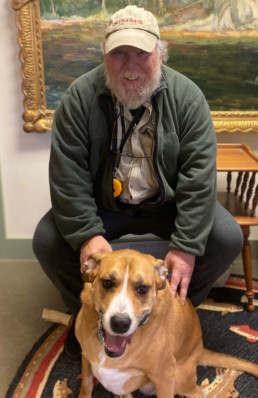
[105,5,160,54]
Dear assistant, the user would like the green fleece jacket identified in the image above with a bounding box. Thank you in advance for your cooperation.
[50,63,217,255]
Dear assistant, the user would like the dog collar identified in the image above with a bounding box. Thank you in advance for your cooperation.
[139,311,150,326]
[96,311,105,344]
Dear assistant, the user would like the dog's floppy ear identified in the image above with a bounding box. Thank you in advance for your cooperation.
[82,253,105,283]
[154,259,168,290]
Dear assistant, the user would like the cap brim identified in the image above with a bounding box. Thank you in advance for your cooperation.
[105,29,157,54]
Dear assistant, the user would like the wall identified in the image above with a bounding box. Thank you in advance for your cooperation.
[0,0,257,260]
[0,0,51,258]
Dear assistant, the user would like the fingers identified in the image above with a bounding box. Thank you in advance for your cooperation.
[170,272,190,305]
[178,277,189,306]
[165,249,195,305]
[170,268,180,299]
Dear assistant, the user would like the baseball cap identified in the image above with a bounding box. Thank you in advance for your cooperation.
[105,5,160,54]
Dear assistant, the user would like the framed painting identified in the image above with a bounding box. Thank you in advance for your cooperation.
[12,0,258,133]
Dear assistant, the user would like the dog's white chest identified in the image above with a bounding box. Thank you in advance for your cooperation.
[90,354,143,395]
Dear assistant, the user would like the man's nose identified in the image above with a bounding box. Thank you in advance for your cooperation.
[124,53,137,67]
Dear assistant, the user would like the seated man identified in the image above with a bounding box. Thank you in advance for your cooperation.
[33,5,243,362]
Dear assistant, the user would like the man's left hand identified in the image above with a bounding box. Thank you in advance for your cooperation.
[165,249,195,305]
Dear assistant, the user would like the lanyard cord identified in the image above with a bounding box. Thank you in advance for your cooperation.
[114,105,145,169]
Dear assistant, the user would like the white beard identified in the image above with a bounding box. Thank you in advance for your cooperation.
[104,62,162,109]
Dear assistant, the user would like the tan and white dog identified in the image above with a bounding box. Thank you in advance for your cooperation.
[75,249,258,398]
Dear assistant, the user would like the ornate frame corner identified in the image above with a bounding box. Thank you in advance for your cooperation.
[12,0,53,132]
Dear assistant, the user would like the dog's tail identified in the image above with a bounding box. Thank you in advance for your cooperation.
[200,348,258,377]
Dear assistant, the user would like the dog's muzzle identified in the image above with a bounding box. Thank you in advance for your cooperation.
[96,311,132,358]
[97,310,150,358]
[105,315,132,358]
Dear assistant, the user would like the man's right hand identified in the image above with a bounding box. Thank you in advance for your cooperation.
[80,235,112,273]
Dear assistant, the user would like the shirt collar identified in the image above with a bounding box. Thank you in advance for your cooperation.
[116,99,153,126]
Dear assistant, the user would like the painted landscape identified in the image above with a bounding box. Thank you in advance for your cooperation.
[40,0,258,111]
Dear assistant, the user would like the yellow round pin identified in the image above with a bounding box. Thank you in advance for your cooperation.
[113,179,122,197]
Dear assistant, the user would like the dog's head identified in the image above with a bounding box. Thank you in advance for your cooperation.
[82,249,168,358]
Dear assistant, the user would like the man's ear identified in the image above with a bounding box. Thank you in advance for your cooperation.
[154,259,168,290]
[82,253,105,283]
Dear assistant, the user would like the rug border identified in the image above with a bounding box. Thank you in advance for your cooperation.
[5,324,61,398]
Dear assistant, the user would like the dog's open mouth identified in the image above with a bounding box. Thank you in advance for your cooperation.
[104,331,132,358]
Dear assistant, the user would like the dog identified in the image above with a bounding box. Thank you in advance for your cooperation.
[75,249,258,397]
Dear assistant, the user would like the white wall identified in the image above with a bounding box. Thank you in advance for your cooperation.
[0,0,257,243]
[0,0,51,239]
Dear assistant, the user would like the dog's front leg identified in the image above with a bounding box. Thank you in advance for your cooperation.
[78,355,94,398]
[150,367,175,398]
[155,378,175,398]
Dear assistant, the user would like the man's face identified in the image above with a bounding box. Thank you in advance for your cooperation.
[104,45,162,109]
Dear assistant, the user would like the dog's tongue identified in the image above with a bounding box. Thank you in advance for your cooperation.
[105,332,131,353]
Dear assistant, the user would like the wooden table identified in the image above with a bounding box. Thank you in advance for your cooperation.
[217,143,258,172]
[217,143,258,311]
[217,143,258,219]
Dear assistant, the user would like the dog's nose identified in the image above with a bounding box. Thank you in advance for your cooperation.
[110,315,131,334]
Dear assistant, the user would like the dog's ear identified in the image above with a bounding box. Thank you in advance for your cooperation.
[154,260,168,290]
[82,253,105,283]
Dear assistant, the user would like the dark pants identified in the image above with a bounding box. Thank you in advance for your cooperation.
[32,202,243,314]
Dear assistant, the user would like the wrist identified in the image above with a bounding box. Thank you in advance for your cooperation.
[81,235,102,251]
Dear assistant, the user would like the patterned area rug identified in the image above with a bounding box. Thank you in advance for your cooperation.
[5,276,258,398]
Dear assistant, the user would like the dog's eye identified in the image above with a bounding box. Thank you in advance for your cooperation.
[102,279,114,290]
[136,285,149,296]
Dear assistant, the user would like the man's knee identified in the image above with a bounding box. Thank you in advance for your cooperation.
[33,210,57,261]
[32,209,79,274]
[209,202,243,258]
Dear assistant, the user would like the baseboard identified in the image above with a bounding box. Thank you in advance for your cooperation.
[0,238,35,260]
[232,259,258,279]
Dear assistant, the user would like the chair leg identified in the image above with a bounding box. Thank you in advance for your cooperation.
[241,226,255,312]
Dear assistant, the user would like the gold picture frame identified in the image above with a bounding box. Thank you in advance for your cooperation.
[12,0,258,134]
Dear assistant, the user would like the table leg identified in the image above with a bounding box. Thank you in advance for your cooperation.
[241,225,255,312]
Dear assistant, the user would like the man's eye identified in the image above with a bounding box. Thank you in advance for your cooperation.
[136,285,150,296]
[102,279,114,289]
[137,51,148,58]
[111,49,124,57]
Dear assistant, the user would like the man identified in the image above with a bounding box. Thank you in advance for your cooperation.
[33,6,243,361]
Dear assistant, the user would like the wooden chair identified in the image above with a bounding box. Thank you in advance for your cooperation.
[217,143,258,312]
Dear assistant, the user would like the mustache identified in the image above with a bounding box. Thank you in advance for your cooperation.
[104,63,162,109]
[120,71,145,80]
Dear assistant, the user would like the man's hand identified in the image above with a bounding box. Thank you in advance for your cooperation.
[165,249,195,305]
[80,235,112,273]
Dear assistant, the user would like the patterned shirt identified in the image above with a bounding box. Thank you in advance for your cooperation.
[114,101,160,204]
